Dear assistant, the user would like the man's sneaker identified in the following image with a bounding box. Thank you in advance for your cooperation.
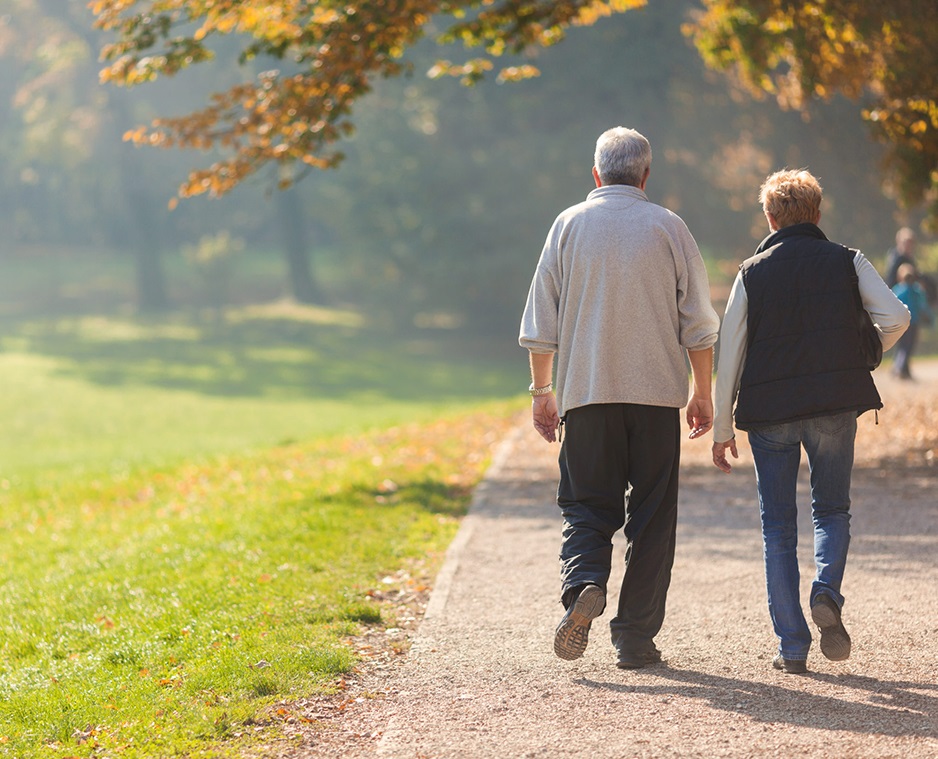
[616,647,663,670]
[811,594,852,661]
[553,584,605,661]
[773,654,808,674]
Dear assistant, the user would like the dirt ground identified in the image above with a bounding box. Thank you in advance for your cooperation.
[275,360,938,758]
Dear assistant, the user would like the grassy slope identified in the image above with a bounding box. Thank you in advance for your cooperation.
[0,307,524,757]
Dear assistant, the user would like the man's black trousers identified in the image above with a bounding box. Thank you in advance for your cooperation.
[557,402,680,654]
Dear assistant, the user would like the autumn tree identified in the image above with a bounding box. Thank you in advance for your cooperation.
[689,0,938,225]
[89,0,645,200]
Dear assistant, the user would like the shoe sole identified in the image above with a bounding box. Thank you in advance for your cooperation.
[811,601,851,661]
[554,585,604,661]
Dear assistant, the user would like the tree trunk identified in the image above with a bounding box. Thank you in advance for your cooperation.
[55,6,170,313]
[113,143,170,312]
[132,232,169,313]
[109,96,169,313]
[276,186,322,304]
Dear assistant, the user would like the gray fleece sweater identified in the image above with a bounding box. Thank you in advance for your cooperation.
[519,184,720,416]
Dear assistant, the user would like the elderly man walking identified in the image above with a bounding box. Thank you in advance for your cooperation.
[519,127,720,669]
[712,169,910,674]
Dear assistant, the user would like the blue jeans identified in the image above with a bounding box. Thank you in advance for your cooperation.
[747,412,856,660]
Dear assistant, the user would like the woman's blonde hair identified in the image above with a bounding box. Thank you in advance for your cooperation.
[759,169,822,228]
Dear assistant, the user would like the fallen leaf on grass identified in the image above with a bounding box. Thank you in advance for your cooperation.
[377,479,398,494]
[72,725,97,743]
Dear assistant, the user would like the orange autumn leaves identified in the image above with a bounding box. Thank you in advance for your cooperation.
[89,0,646,200]
[690,0,938,221]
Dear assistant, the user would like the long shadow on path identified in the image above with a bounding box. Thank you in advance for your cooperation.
[576,666,937,739]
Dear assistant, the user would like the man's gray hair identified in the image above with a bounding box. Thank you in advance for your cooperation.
[594,127,652,187]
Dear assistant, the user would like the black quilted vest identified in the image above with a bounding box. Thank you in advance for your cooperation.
[734,223,882,430]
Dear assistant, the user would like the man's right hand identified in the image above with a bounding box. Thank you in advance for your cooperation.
[532,394,560,443]
[686,394,713,439]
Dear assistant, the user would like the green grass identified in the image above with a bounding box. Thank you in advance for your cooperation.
[0,304,524,757]
[0,303,521,486]
[0,410,519,757]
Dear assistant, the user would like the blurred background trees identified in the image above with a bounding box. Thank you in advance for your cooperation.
[1,0,933,335]
[692,0,938,222]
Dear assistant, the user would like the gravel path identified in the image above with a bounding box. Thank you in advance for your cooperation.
[292,363,938,758]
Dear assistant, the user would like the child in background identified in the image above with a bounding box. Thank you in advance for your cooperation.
[891,263,935,380]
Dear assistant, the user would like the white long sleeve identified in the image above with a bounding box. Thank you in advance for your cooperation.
[713,272,747,443]
[855,252,911,351]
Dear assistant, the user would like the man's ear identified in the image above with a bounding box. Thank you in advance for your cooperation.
[765,211,779,232]
[592,166,602,188]
[639,167,650,191]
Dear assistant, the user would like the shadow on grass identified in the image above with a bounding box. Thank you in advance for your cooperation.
[316,479,475,518]
[2,310,521,403]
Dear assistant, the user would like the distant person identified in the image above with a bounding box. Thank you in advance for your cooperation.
[886,228,938,307]
[891,263,935,380]
[519,126,719,669]
[711,169,909,674]
[885,227,916,288]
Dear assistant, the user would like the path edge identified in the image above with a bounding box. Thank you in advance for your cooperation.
[422,421,527,621]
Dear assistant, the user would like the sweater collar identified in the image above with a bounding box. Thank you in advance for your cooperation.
[756,222,828,254]
[586,184,648,202]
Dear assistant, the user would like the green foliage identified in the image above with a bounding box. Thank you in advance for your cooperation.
[0,2,922,331]
[916,241,938,276]
[690,0,938,226]
[182,232,244,317]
